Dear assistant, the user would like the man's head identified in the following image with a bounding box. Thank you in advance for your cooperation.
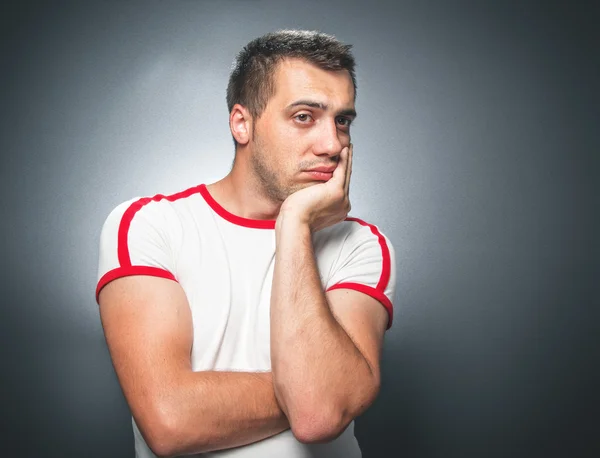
[226,30,357,203]
[227,30,356,124]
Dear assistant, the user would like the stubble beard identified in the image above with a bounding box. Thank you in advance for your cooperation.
[250,138,300,204]
[249,133,335,204]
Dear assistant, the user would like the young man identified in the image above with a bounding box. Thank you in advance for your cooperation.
[96,30,396,457]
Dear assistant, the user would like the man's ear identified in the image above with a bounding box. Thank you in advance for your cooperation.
[229,104,253,145]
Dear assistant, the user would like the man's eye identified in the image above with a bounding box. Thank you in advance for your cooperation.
[295,114,312,122]
[337,117,352,127]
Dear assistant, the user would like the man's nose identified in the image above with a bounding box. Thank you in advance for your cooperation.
[312,120,343,157]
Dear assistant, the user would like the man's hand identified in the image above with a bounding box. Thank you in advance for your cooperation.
[277,144,353,233]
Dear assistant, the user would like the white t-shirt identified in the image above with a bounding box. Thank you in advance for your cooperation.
[96,183,396,458]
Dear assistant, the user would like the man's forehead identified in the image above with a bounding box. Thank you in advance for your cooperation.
[272,58,355,107]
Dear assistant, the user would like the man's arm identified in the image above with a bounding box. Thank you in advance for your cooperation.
[270,220,387,444]
[270,145,389,443]
[99,275,289,457]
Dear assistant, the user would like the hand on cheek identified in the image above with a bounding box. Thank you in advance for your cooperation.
[277,144,353,233]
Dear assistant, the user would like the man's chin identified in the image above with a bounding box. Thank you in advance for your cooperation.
[292,181,320,191]
[280,181,317,199]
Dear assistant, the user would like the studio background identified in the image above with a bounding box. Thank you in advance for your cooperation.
[1,1,597,457]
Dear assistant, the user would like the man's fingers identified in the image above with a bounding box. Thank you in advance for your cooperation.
[331,146,348,186]
[344,143,353,196]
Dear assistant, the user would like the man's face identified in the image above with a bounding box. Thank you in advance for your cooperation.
[249,58,356,203]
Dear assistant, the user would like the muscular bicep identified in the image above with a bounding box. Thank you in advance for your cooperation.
[98,275,193,429]
[326,288,388,378]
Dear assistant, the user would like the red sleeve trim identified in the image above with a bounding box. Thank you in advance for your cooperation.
[117,185,203,267]
[344,217,391,292]
[96,266,178,303]
[327,217,394,329]
[327,282,394,329]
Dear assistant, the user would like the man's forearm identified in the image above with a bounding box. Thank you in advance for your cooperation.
[145,371,288,456]
[269,217,376,441]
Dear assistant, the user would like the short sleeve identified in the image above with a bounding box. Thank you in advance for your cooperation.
[95,197,179,303]
[325,218,397,329]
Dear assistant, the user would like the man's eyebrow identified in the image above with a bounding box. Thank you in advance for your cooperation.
[338,107,358,118]
[287,100,357,118]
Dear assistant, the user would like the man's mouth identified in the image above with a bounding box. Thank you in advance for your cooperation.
[306,166,337,173]
[303,167,335,181]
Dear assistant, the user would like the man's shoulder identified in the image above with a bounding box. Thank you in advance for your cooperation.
[101,183,208,230]
[313,214,393,256]
[318,215,390,241]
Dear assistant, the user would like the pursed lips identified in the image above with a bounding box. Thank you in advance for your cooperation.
[305,165,336,173]
[303,166,336,181]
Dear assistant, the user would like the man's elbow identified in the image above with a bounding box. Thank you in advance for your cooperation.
[139,409,182,458]
[138,405,202,458]
[146,436,176,458]
[290,383,381,444]
[290,410,348,444]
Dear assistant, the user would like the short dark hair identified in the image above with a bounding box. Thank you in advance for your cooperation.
[226,29,357,123]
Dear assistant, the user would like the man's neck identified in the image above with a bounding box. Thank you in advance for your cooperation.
[207,161,282,221]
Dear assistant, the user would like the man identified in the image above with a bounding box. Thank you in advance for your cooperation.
[96,29,396,457]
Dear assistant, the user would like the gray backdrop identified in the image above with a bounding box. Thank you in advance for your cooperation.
[1,1,597,457]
